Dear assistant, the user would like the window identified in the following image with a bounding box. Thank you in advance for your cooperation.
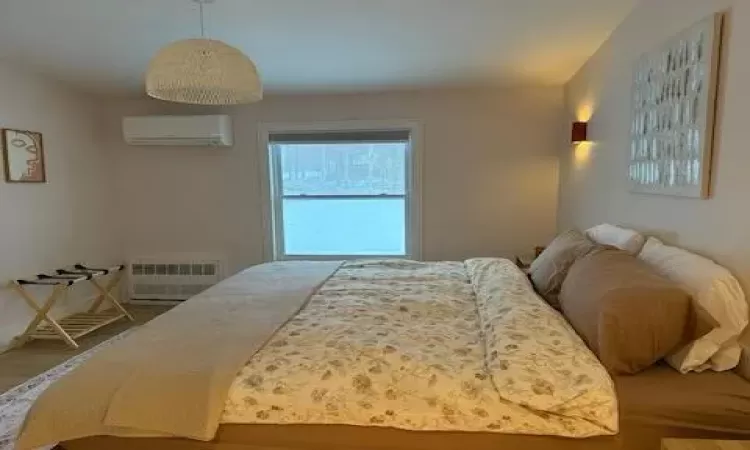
[266,127,418,260]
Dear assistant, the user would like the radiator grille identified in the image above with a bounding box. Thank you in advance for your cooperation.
[129,258,224,301]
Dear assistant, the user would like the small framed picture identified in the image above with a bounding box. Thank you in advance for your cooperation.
[2,129,46,183]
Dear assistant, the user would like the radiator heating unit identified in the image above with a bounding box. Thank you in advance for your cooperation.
[128,256,225,303]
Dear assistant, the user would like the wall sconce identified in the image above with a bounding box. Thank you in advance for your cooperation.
[571,122,588,143]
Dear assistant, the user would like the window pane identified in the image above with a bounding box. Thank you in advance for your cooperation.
[282,198,406,256]
[278,142,407,196]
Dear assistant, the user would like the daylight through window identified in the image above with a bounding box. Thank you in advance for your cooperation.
[269,130,412,259]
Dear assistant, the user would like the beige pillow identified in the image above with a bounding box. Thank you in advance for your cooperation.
[559,248,693,375]
[528,230,596,308]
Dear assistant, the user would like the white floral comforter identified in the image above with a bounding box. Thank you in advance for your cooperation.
[221,259,618,437]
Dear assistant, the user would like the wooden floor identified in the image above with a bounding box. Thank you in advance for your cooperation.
[0,304,173,394]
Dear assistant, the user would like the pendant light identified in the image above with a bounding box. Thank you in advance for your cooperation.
[145,0,262,105]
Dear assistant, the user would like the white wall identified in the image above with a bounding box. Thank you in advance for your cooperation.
[102,87,563,275]
[558,0,750,288]
[0,65,121,349]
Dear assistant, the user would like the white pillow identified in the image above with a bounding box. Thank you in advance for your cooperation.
[585,224,646,255]
[638,237,749,372]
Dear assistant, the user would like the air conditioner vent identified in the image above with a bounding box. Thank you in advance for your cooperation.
[122,115,233,147]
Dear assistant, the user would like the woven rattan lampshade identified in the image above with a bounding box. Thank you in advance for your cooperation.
[146,38,262,105]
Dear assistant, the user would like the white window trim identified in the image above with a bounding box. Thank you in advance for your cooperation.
[257,120,423,262]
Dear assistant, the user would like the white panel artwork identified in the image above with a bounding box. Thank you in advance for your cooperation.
[629,14,723,198]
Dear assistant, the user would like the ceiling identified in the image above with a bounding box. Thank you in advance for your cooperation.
[0,0,637,97]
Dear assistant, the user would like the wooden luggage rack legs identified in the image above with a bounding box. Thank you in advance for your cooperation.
[9,264,133,349]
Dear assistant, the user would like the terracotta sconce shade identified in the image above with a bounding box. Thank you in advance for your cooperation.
[571,122,588,143]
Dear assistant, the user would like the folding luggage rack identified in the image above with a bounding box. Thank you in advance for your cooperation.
[8,264,133,349]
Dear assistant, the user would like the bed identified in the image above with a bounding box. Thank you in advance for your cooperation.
[59,366,750,450]
[14,258,750,450]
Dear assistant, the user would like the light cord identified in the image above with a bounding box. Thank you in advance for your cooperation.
[199,1,205,38]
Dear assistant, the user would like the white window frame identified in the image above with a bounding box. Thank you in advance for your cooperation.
[257,120,423,261]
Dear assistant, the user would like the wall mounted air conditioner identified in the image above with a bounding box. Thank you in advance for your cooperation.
[122,115,233,147]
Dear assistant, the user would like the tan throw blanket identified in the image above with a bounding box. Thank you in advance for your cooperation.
[16,261,342,450]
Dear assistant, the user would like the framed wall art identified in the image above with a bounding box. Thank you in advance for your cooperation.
[629,13,723,198]
[2,128,46,183]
